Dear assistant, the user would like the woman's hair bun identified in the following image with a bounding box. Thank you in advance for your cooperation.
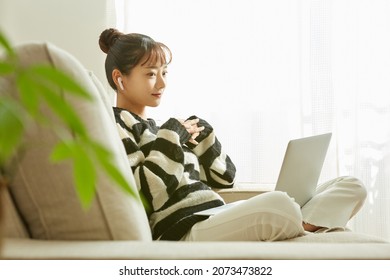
[99,28,123,54]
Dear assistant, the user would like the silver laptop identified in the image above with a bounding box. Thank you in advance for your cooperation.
[274,132,332,207]
[195,133,332,216]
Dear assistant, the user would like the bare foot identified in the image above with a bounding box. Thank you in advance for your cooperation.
[302,222,323,232]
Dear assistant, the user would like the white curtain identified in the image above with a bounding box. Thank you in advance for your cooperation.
[110,0,390,240]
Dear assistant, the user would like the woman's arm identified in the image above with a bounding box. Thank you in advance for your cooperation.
[115,110,192,212]
[186,116,236,189]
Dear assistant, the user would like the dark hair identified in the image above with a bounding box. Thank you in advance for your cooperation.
[99,28,172,90]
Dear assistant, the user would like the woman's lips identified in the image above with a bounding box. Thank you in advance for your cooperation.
[152,93,162,98]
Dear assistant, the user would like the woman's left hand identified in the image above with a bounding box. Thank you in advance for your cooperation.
[178,118,205,145]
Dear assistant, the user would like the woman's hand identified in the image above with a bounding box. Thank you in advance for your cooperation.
[178,118,205,145]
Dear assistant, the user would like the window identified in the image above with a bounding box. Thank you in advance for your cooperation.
[112,0,390,240]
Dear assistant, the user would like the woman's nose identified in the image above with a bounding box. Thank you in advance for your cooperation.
[155,75,166,90]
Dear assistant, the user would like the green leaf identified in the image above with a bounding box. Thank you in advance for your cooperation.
[0,31,15,57]
[0,61,15,75]
[73,145,97,209]
[35,81,87,136]
[16,73,41,117]
[101,159,136,198]
[0,98,24,164]
[89,140,136,198]
[50,141,73,162]
[89,140,112,160]
[17,70,88,135]
[50,140,96,208]
[30,65,92,100]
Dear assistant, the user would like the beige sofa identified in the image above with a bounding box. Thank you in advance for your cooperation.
[1,42,389,260]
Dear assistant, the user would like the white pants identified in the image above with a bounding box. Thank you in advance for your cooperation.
[182,176,367,241]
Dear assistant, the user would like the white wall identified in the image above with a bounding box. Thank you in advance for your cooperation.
[0,0,112,82]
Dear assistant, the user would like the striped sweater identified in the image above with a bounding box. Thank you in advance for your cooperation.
[113,107,236,240]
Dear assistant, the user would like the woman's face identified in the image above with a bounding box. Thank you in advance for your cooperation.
[117,57,168,118]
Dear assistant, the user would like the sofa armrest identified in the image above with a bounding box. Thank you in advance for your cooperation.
[215,183,274,203]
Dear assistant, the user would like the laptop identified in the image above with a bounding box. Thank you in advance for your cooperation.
[195,133,332,216]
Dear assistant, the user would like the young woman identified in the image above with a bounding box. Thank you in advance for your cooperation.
[99,28,367,241]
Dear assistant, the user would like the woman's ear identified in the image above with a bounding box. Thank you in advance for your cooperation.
[112,69,124,91]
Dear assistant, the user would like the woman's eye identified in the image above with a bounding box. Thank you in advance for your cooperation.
[147,72,156,77]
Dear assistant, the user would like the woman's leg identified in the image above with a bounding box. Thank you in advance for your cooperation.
[301,176,367,229]
[182,191,304,241]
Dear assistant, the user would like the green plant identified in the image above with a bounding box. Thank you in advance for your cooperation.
[0,31,136,208]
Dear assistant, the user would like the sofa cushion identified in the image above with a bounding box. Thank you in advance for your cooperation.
[2,236,390,260]
[286,231,390,243]
[5,42,151,241]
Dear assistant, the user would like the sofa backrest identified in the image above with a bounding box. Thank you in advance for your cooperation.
[2,42,152,241]
[2,187,30,238]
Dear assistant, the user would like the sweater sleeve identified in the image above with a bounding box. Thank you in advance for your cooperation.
[186,116,236,189]
[116,111,192,212]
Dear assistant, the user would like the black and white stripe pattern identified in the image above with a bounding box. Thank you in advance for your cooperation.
[113,107,236,240]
